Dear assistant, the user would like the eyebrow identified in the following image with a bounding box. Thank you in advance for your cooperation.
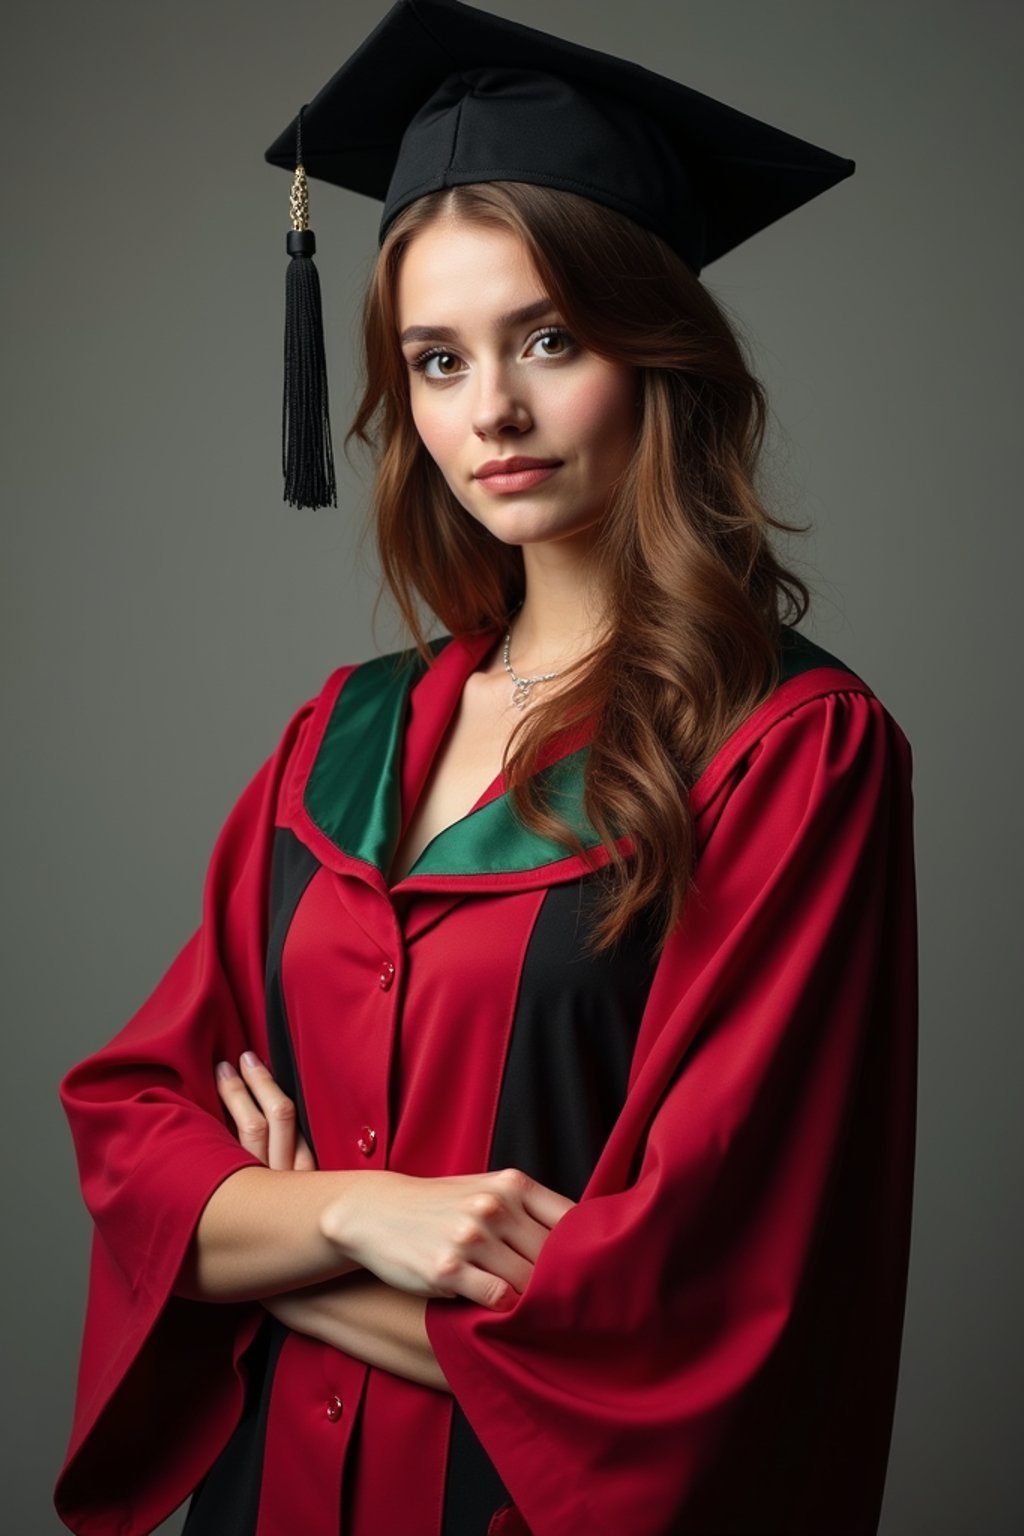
[399,298,559,346]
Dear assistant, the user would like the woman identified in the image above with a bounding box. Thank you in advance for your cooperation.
[54,4,917,1535]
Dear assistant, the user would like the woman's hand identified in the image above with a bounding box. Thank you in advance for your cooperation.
[214,1052,577,1313]
[213,1053,450,1385]
[215,1052,316,1171]
[319,1166,577,1312]
[214,1053,364,1345]
[179,1059,358,1303]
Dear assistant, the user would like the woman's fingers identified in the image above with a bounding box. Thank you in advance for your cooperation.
[215,1059,270,1163]
[511,1167,577,1231]
[319,1167,576,1308]
[446,1189,548,1288]
[239,1053,298,1170]
[435,1229,534,1309]
[215,1053,302,1171]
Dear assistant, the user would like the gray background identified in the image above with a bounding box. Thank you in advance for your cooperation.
[3,1,1020,1531]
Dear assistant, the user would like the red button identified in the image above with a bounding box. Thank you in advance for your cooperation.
[325,1395,343,1422]
[356,1126,377,1156]
[378,961,395,991]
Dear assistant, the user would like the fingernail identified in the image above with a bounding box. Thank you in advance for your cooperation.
[216,1060,238,1080]
[240,1050,262,1069]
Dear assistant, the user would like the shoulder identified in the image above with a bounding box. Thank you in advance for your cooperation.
[690,626,913,827]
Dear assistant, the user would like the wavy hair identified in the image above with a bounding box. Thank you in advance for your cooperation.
[347,181,813,957]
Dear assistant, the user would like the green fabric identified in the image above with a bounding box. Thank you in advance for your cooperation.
[304,625,853,878]
[410,746,602,876]
[304,642,441,871]
[778,624,855,683]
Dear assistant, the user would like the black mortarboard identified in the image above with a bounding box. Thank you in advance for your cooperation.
[265,0,855,509]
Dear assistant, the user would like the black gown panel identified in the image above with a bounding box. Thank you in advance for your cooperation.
[440,872,660,1534]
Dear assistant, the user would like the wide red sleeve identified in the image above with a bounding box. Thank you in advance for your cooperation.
[425,688,918,1536]
[54,693,317,1536]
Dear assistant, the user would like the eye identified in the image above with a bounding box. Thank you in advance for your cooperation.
[408,347,464,380]
[526,326,575,358]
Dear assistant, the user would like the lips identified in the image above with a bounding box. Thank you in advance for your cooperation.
[474,456,562,479]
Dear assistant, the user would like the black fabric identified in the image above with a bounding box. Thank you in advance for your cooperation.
[264,0,855,275]
[487,872,660,1202]
[182,1319,288,1536]
[264,827,321,1153]
[441,1400,514,1536]
[377,64,707,272]
[440,870,661,1533]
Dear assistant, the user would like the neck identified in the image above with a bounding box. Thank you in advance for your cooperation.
[503,538,611,675]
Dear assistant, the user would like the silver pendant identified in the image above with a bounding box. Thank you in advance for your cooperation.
[512,680,532,709]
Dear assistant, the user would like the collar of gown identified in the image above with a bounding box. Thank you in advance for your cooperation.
[279,622,860,896]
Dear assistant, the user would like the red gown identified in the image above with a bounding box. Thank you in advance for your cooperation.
[54,623,918,1536]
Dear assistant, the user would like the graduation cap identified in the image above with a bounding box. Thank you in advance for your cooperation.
[265,0,855,510]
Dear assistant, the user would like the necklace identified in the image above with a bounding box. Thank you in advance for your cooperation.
[502,619,563,709]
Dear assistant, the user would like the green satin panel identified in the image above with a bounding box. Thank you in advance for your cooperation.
[409,746,602,877]
[303,644,437,870]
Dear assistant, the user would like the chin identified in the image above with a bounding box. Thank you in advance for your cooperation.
[485,520,583,549]
[461,502,600,548]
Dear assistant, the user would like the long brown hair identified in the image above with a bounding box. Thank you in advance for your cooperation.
[348,181,812,957]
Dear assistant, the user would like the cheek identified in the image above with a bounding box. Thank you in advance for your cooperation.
[557,369,636,455]
[410,386,465,463]
[409,394,450,464]
[409,392,476,510]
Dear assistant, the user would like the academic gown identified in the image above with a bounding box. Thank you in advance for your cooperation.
[54,623,918,1536]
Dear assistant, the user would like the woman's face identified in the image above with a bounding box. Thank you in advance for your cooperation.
[395,217,638,552]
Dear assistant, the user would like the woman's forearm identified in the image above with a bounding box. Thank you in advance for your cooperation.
[175,1166,364,1302]
[268,1273,451,1393]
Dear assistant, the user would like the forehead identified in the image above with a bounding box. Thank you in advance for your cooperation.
[396,218,546,324]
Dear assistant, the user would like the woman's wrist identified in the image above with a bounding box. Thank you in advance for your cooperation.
[313,1168,365,1260]
[177,1166,364,1303]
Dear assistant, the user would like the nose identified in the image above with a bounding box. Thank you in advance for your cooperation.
[471,365,532,439]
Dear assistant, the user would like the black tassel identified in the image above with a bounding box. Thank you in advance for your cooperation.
[282,108,336,510]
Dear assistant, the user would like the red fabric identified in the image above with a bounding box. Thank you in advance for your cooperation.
[54,649,917,1536]
[424,687,918,1535]
[54,695,317,1535]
